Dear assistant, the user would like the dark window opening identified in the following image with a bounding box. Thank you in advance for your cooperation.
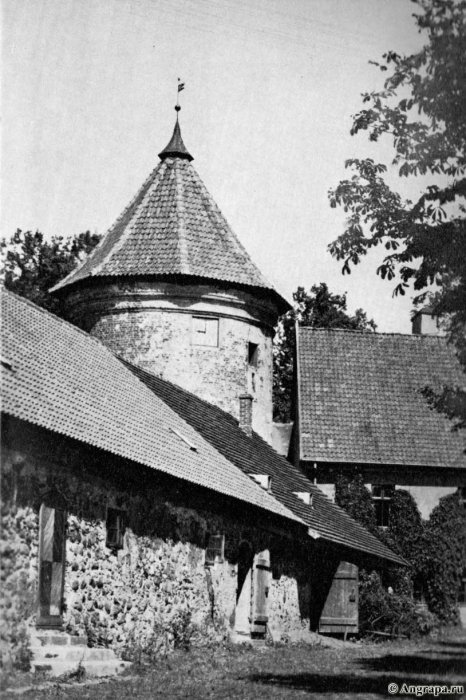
[459,487,466,509]
[248,342,259,368]
[205,532,224,566]
[372,485,394,528]
[106,508,126,549]
[458,568,466,604]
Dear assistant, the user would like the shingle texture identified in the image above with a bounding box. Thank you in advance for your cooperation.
[122,360,405,566]
[51,149,286,312]
[1,289,301,523]
[297,327,466,468]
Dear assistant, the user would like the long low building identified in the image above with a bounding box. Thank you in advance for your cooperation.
[1,289,404,672]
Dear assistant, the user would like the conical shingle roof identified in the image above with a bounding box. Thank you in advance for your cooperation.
[52,122,289,312]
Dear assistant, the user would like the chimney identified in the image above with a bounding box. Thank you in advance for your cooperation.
[412,306,446,336]
[239,394,253,437]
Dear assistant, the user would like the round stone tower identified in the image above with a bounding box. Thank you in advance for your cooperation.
[51,113,289,443]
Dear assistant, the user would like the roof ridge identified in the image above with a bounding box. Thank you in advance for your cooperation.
[175,160,190,274]
[298,325,448,341]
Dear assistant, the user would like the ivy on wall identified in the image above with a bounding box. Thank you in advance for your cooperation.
[335,473,466,632]
[419,493,466,624]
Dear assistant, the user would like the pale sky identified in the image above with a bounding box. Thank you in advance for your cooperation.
[3,0,428,333]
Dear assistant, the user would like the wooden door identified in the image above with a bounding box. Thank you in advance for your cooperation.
[251,550,270,635]
[235,542,253,636]
[318,561,358,635]
[37,504,67,628]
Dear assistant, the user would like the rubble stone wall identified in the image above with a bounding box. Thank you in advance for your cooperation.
[1,421,314,667]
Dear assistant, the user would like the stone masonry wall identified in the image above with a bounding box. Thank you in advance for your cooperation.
[1,422,314,667]
[64,281,277,443]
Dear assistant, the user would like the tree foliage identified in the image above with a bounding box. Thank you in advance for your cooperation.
[328,0,466,421]
[1,229,101,315]
[419,492,466,623]
[273,283,376,422]
[334,471,378,535]
[335,476,465,628]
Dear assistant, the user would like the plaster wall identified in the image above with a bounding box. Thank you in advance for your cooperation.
[64,281,277,443]
[316,481,457,518]
[398,485,458,519]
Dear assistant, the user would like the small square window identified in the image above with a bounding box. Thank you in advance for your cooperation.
[192,317,219,347]
[372,485,394,528]
[205,532,224,566]
[106,508,126,549]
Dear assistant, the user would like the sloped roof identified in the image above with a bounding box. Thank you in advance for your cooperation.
[51,123,288,313]
[122,360,406,566]
[297,327,466,468]
[1,289,301,524]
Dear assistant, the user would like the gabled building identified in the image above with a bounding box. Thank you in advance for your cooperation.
[292,325,466,521]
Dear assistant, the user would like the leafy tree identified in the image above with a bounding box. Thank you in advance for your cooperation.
[334,470,378,535]
[273,283,376,422]
[328,0,466,424]
[1,229,101,315]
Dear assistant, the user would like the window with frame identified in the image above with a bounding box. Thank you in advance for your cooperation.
[205,532,224,566]
[192,317,219,347]
[106,508,126,549]
[372,485,395,528]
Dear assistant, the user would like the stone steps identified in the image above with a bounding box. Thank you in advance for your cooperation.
[30,629,131,678]
[33,658,131,678]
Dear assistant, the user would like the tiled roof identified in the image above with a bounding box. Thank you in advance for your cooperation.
[122,360,406,566]
[51,126,288,313]
[1,289,301,524]
[297,327,466,468]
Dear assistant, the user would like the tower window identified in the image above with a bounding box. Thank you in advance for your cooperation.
[248,342,259,368]
[372,485,394,528]
[248,343,259,393]
[192,317,219,347]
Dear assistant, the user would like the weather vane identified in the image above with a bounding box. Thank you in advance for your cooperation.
[176,78,185,112]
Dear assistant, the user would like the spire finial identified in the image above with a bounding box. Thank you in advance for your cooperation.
[176,78,185,114]
[158,82,193,162]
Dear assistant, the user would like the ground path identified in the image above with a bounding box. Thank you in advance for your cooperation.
[2,628,465,699]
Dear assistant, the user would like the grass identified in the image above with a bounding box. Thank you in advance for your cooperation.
[2,629,465,699]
